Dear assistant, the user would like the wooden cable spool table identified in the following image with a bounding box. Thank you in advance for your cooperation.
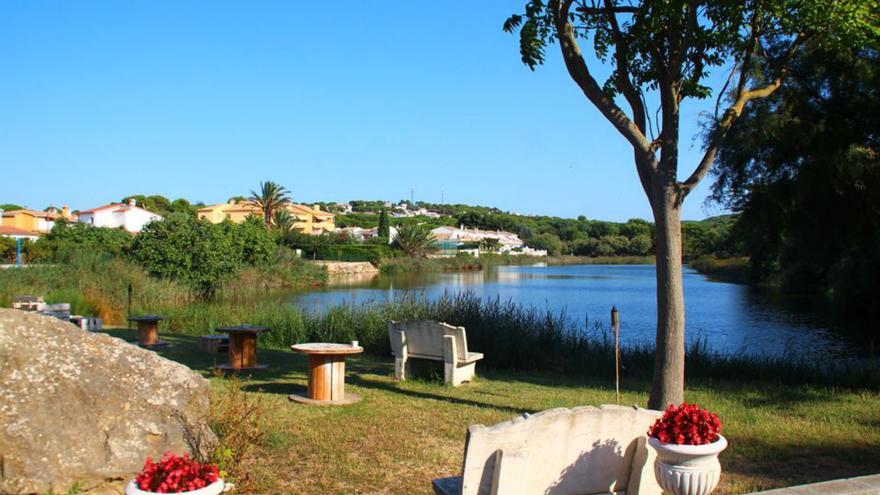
[289,343,363,405]
[127,315,168,348]
[215,325,271,371]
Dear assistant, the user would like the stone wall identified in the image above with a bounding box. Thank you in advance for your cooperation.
[311,261,379,276]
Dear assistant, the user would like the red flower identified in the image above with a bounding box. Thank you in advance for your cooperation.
[647,402,722,445]
[135,452,220,493]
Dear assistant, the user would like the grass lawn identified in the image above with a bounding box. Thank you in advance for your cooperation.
[107,329,880,495]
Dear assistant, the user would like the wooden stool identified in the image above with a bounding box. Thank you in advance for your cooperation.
[128,315,168,348]
[215,326,271,371]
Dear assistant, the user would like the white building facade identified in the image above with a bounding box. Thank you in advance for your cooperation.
[430,225,548,257]
[77,200,163,233]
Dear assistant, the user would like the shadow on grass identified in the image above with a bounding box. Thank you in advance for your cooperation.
[345,374,539,415]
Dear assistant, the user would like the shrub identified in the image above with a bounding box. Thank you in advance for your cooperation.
[392,223,437,257]
[131,215,276,296]
[29,221,132,261]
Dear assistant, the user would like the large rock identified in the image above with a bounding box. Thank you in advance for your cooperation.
[0,309,217,494]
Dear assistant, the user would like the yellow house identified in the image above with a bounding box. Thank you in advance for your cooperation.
[1,207,75,234]
[196,201,335,235]
[288,203,336,235]
[196,201,262,224]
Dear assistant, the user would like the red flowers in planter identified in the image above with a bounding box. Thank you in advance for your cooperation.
[135,452,220,493]
[648,402,722,445]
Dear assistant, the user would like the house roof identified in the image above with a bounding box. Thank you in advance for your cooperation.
[79,203,161,217]
[0,225,41,237]
[196,202,261,214]
[288,204,334,219]
[0,209,56,219]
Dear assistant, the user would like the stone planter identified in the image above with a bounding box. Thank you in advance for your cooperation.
[124,479,225,495]
[648,435,728,495]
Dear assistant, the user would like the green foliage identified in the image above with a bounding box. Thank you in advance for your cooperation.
[306,244,393,264]
[709,44,880,345]
[0,236,22,263]
[272,209,296,236]
[527,232,564,255]
[131,214,275,296]
[249,180,290,227]
[28,221,133,262]
[349,200,388,212]
[377,208,390,239]
[0,203,24,211]
[121,194,197,217]
[391,223,438,257]
[505,0,876,96]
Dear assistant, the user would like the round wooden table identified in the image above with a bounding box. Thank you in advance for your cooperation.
[215,325,271,371]
[128,315,167,348]
[289,343,363,405]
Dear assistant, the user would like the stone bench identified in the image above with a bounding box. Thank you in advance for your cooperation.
[433,404,664,495]
[388,320,483,386]
[38,303,70,321]
[12,295,45,312]
[70,315,103,332]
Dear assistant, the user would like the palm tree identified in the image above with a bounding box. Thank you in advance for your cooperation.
[392,223,437,257]
[249,181,290,228]
[272,209,296,236]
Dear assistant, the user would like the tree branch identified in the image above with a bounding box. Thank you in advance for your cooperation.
[552,0,653,156]
[576,5,639,14]
[678,76,783,195]
[604,0,648,137]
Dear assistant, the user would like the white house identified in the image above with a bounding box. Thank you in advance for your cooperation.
[430,225,548,257]
[77,199,163,233]
[339,226,398,243]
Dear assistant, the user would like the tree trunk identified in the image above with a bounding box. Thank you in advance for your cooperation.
[648,189,686,410]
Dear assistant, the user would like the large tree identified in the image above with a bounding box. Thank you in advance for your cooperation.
[505,0,876,408]
[709,45,880,353]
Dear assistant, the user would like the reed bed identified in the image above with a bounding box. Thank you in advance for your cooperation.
[1,256,876,390]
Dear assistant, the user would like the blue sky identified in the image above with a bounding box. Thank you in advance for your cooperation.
[0,1,725,222]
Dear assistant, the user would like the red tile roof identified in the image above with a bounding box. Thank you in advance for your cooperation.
[77,204,124,215]
[0,226,41,236]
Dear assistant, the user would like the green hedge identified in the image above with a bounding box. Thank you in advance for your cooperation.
[303,244,393,264]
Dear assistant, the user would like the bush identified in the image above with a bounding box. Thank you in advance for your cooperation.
[29,221,133,261]
[132,215,276,296]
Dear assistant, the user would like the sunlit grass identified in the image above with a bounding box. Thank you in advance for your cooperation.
[110,330,880,495]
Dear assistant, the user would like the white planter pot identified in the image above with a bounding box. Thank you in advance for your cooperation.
[648,435,728,495]
[124,479,225,495]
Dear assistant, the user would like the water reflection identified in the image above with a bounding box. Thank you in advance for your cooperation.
[297,264,853,358]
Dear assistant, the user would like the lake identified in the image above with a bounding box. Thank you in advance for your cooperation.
[291,264,851,358]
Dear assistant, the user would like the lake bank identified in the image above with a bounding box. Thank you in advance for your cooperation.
[1,256,873,387]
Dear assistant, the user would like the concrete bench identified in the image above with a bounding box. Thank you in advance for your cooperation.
[12,295,45,312]
[70,315,103,332]
[433,405,664,495]
[388,320,484,386]
[38,303,71,321]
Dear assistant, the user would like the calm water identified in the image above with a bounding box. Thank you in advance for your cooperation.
[291,264,851,358]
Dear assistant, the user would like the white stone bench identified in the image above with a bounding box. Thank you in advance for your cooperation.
[388,320,484,386]
[70,315,103,332]
[12,295,44,312]
[38,303,70,321]
[433,404,664,495]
